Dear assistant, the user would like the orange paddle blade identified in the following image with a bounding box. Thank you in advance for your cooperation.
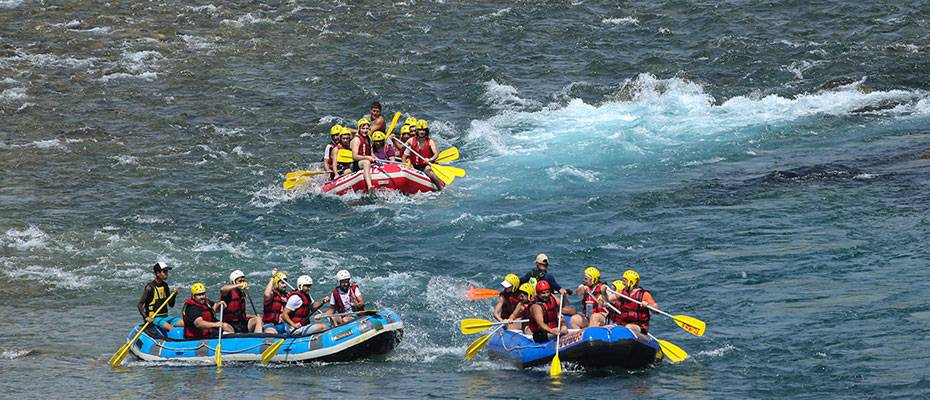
[465,288,500,300]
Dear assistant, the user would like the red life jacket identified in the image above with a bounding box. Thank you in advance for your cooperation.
[355,133,372,157]
[527,295,560,333]
[500,290,521,319]
[581,282,607,316]
[617,288,650,330]
[220,288,246,323]
[285,290,312,325]
[513,297,535,320]
[406,138,434,166]
[262,289,287,324]
[182,298,216,339]
[332,284,362,313]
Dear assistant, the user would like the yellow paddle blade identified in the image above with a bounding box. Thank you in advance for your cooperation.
[283,170,326,190]
[261,339,285,364]
[465,288,500,300]
[460,318,495,335]
[337,149,353,164]
[215,343,222,367]
[430,164,455,185]
[672,315,706,337]
[436,147,460,164]
[465,334,492,360]
[549,353,562,377]
[109,341,132,368]
[386,111,401,136]
[657,339,688,362]
[442,164,466,177]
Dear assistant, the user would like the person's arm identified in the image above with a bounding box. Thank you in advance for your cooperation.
[506,303,524,321]
[519,272,531,285]
[212,300,228,312]
[371,117,386,133]
[330,147,341,174]
[310,295,331,313]
[167,286,176,308]
[281,295,303,328]
[137,283,153,320]
[530,304,557,335]
[641,292,658,310]
[493,295,506,322]
[351,288,364,309]
[220,282,246,294]
[264,270,276,302]
[428,140,439,163]
[351,137,362,161]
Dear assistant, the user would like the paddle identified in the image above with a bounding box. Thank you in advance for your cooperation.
[282,170,328,190]
[550,293,565,378]
[215,304,224,367]
[392,136,465,185]
[459,318,529,335]
[602,300,688,363]
[109,290,178,368]
[435,147,459,164]
[605,287,706,337]
[465,325,503,361]
[260,282,328,364]
[464,287,501,300]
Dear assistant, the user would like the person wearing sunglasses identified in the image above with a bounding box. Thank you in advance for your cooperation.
[137,262,183,332]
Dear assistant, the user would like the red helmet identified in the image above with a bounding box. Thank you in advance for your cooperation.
[535,280,551,293]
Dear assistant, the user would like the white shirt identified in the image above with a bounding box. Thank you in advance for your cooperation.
[323,143,334,161]
[285,292,315,311]
[329,286,361,310]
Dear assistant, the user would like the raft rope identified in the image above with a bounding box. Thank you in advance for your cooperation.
[150,340,267,355]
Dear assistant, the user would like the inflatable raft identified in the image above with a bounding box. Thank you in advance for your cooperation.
[486,324,662,369]
[322,163,441,195]
[126,309,403,364]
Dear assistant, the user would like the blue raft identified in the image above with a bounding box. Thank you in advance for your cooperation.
[486,323,663,369]
[126,309,403,364]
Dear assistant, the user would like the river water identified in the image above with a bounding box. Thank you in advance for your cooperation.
[2,1,930,398]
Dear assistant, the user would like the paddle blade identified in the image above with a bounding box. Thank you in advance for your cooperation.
[550,353,562,377]
[460,318,494,335]
[261,339,285,364]
[657,339,688,363]
[109,342,131,368]
[465,334,492,360]
[673,315,706,337]
[338,149,353,164]
[215,343,222,367]
[465,288,500,300]
[430,164,456,185]
[386,111,401,136]
[436,147,460,164]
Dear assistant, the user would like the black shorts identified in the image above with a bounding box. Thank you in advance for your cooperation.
[230,320,250,333]
[533,329,550,343]
[412,164,427,172]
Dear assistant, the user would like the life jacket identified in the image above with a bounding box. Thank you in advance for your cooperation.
[355,133,372,157]
[499,290,521,319]
[615,288,650,330]
[262,289,287,324]
[527,295,560,333]
[335,143,353,169]
[406,138,434,166]
[332,284,362,313]
[182,298,216,339]
[581,282,607,317]
[286,290,312,325]
[145,281,170,317]
[220,288,246,323]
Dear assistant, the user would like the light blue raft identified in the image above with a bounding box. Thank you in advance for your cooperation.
[126,309,403,364]
[486,322,662,369]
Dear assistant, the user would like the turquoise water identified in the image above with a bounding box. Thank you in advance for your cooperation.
[2,1,930,398]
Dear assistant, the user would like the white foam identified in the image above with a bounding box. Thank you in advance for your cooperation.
[231,146,253,158]
[1,265,94,289]
[129,215,172,224]
[481,79,541,112]
[0,86,26,102]
[99,71,157,82]
[111,155,139,165]
[684,157,725,166]
[602,17,639,25]
[221,13,273,27]
[1,349,30,359]
[0,0,23,9]
[546,165,600,182]
[188,4,220,14]
[2,225,50,251]
[192,237,252,257]
[697,343,736,358]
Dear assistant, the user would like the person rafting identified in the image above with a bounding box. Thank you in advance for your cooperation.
[262,269,289,334]
[526,280,568,343]
[282,275,330,335]
[505,282,536,331]
[366,101,387,135]
[570,266,608,329]
[181,283,233,340]
[219,270,265,333]
[324,269,365,326]
[393,125,413,162]
[493,274,522,322]
[371,130,396,162]
[330,128,353,178]
[606,270,658,334]
[351,118,377,191]
[323,124,343,181]
[137,262,184,332]
[402,119,443,189]
[519,253,571,296]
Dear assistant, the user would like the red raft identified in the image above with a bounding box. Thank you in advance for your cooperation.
[322,163,442,195]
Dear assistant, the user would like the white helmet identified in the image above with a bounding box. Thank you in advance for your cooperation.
[297,275,313,287]
[229,269,245,283]
[335,270,351,281]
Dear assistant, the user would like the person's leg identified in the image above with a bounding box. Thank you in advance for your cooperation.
[262,323,278,334]
[570,314,587,329]
[359,159,373,190]
[424,166,443,190]
[589,312,607,327]
[249,316,263,333]
[625,323,642,334]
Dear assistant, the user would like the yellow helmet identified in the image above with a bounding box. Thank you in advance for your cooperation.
[357,118,370,127]
[330,124,343,136]
[400,125,411,134]
[191,282,206,295]
[404,117,418,126]
[584,266,601,283]
[416,119,429,129]
[518,282,535,297]
[273,271,288,287]
[622,270,640,288]
[612,279,625,292]
[370,131,387,141]
[340,126,352,135]
[503,273,520,289]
